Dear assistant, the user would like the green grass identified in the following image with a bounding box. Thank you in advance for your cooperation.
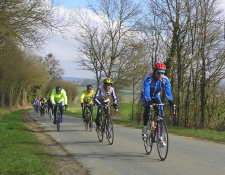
[0,109,56,175]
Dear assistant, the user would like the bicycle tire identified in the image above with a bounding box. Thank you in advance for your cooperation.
[97,114,104,142]
[56,111,61,132]
[49,108,52,120]
[106,117,114,145]
[156,119,168,161]
[144,124,153,155]
[85,113,89,131]
[89,115,93,132]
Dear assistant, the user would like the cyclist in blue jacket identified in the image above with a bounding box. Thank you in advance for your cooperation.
[141,62,174,140]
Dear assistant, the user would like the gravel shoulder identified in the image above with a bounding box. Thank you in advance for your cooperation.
[24,112,88,175]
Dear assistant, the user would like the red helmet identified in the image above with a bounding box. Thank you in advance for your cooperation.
[153,62,166,70]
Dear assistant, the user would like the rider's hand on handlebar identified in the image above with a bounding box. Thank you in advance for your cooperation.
[148,100,153,106]
[113,103,118,109]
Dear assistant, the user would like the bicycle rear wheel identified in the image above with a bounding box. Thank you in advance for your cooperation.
[144,125,153,154]
[156,119,168,161]
[106,117,114,145]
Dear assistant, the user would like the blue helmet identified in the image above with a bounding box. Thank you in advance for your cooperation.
[56,86,62,92]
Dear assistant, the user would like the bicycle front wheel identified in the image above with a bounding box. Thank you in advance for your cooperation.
[106,117,114,145]
[156,119,168,161]
[89,115,93,132]
[85,113,89,131]
[56,112,61,132]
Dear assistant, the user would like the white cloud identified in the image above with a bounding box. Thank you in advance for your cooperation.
[36,0,225,78]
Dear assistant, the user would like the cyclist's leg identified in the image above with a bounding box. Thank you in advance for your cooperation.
[82,105,85,119]
[142,106,150,139]
[95,107,101,130]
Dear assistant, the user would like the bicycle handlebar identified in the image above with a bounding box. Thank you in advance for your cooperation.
[99,104,119,112]
[149,103,176,115]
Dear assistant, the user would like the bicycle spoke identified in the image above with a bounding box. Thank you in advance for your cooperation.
[97,125,104,142]
[143,122,154,155]
[106,118,114,145]
[156,120,168,161]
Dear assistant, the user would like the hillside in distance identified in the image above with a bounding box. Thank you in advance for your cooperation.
[62,77,97,85]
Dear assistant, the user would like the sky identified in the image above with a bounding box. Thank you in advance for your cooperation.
[36,0,225,79]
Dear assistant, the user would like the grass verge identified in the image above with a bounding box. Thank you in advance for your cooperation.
[0,109,56,175]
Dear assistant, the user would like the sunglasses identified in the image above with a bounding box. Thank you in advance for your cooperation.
[157,72,164,75]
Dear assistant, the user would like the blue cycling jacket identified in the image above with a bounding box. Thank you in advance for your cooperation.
[141,73,173,108]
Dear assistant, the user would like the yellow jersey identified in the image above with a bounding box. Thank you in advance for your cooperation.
[80,90,95,104]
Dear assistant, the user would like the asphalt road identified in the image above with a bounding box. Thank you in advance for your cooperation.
[28,110,225,175]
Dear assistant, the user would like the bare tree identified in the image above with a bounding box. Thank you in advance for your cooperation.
[70,0,143,86]
[43,53,65,80]
[0,0,64,49]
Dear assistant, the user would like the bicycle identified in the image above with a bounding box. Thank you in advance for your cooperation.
[143,103,175,161]
[40,106,47,118]
[96,104,117,145]
[53,105,67,132]
[48,107,53,120]
[83,104,93,132]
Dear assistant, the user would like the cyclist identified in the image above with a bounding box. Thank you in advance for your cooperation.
[47,96,53,117]
[80,84,95,123]
[94,78,118,131]
[34,98,40,113]
[50,86,68,124]
[39,97,48,115]
[141,62,175,142]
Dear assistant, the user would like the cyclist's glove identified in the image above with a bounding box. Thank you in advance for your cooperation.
[98,103,102,107]
[148,100,153,106]
[168,100,174,107]
[113,103,118,109]
[65,105,68,108]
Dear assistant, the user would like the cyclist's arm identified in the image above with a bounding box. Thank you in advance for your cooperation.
[94,87,101,106]
[163,77,173,101]
[50,89,56,105]
[62,89,68,105]
[111,87,118,104]
[142,76,151,101]
[80,91,85,103]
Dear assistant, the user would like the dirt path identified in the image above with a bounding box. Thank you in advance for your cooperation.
[23,112,88,175]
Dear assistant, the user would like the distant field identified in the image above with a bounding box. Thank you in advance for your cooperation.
[76,84,140,103]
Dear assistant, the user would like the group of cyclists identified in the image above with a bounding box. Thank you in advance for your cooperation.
[32,62,176,141]
[80,78,119,131]
[32,86,68,124]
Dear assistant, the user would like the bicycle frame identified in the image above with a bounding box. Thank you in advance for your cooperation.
[97,104,114,145]
[84,104,93,131]
[53,105,63,132]
[144,103,169,161]
[149,104,164,142]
